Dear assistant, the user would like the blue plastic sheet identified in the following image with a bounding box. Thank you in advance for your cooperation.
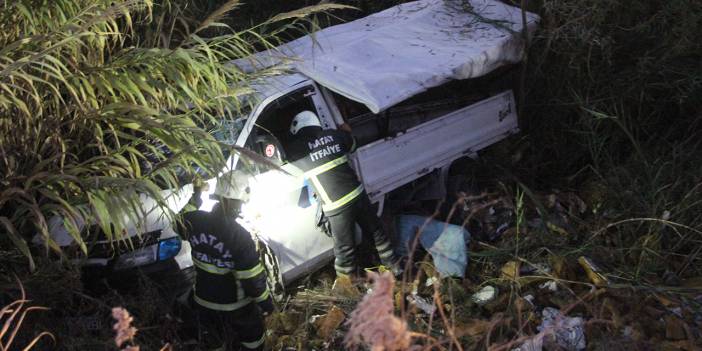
[395,215,470,278]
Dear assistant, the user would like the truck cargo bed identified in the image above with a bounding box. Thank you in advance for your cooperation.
[350,91,518,203]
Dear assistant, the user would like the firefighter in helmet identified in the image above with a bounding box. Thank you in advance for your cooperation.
[288,111,401,280]
[179,171,273,350]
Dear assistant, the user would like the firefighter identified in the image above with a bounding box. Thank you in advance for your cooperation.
[288,110,401,279]
[178,171,273,351]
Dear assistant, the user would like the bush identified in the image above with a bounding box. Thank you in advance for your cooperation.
[0,0,348,270]
[519,0,702,277]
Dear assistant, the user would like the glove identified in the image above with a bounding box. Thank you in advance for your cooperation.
[315,203,332,237]
[258,296,275,315]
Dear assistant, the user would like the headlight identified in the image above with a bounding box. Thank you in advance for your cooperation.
[113,245,157,270]
[158,237,181,261]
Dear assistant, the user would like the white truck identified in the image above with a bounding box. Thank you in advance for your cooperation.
[46,0,538,293]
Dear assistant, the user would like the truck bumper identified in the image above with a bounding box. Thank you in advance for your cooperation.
[82,259,195,296]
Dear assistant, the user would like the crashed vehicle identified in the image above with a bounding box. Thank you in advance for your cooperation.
[45,0,538,294]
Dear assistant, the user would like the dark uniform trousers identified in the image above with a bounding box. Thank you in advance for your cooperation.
[193,299,265,351]
[327,191,395,275]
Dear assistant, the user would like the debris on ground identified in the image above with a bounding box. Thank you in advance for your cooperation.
[406,293,436,315]
[664,315,688,341]
[331,275,361,299]
[454,318,493,338]
[501,260,520,281]
[313,305,345,340]
[17,183,701,351]
[395,214,470,278]
[577,256,609,286]
[344,272,412,351]
[471,285,498,305]
[154,185,702,349]
[514,307,586,351]
[538,307,586,350]
[539,280,558,292]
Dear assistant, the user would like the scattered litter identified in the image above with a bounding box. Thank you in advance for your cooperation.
[622,326,634,338]
[511,337,542,351]
[549,255,572,280]
[577,256,609,286]
[516,295,535,311]
[539,307,586,350]
[539,280,558,292]
[514,307,586,350]
[669,307,684,318]
[471,285,498,305]
[425,276,438,287]
[395,215,470,278]
[491,222,510,241]
[501,260,520,280]
[331,275,361,298]
[314,305,345,340]
[521,262,552,275]
[406,294,436,315]
[455,319,492,338]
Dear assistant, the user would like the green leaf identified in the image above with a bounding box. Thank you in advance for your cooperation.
[0,216,36,272]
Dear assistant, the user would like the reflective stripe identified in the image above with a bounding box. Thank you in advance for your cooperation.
[241,334,265,349]
[235,263,264,279]
[253,289,270,303]
[304,155,349,177]
[379,250,395,259]
[322,185,364,212]
[193,259,231,275]
[235,281,247,301]
[376,241,392,252]
[194,294,251,311]
[334,263,355,274]
[310,176,332,204]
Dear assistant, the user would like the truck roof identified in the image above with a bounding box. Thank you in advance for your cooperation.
[235,0,539,113]
[249,73,309,99]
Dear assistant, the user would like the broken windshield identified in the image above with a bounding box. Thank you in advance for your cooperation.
[212,117,247,160]
[151,105,252,189]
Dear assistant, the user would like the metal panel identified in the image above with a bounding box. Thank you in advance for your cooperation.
[351,91,518,202]
[233,0,539,113]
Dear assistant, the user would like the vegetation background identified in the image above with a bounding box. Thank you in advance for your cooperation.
[1,0,701,349]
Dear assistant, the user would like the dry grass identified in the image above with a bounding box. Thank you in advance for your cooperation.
[0,279,54,351]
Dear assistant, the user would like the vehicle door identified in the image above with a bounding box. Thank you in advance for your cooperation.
[236,84,335,284]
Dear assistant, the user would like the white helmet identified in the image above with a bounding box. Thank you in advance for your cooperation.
[213,170,250,202]
[290,110,321,135]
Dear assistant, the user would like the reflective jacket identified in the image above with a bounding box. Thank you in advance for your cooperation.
[288,127,362,216]
[179,209,273,313]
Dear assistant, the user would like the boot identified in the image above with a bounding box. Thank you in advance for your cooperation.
[381,257,404,278]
